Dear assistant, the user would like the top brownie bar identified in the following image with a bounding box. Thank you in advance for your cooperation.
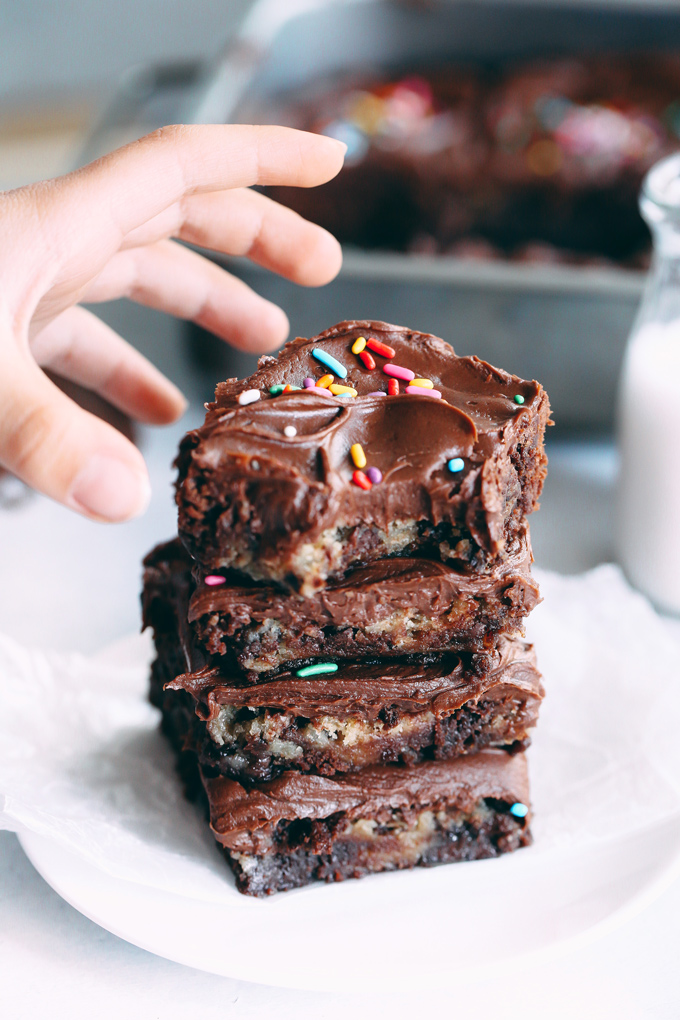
[176,321,550,593]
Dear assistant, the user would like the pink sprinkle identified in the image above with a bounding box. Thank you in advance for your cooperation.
[367,390,387,396]
[366,467,383,484]
[303,378,315,388]
[384,364,415,382]
[406,385,442,398]
[205,575,226,587]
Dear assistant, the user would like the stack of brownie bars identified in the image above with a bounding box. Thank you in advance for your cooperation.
[142,320,550,896]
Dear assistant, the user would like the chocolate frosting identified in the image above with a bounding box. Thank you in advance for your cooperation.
[203,749,530,852]
[168,635,543,723]
[188,526,538,636]
[176,321,550,578]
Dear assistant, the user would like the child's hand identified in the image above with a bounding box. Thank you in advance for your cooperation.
[0,125,345,521]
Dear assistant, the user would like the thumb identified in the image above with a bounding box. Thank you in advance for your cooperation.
[0,349,151,521]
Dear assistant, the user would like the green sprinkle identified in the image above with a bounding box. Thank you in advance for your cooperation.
[295,662,339,678]
[269,385,284,395]
[513,394,525,405]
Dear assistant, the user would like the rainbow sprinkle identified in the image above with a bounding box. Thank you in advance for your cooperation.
[329,384,358,397]
[384,364,415,382]
[352,469,372,490]
[312,348,347,378]
[238,389,260,406]
[509,802,528,818]
[366,338,395,358]
[296,662,339,677]
[350,443,367,468]
[406,385,442,398]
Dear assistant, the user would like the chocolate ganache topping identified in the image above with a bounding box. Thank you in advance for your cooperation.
[176,321,550,588]
[168,635,543,723]
[203,750,531,852]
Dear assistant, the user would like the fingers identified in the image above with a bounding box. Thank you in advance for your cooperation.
[14,125,345,285]
[0,346,151,522]
[122,188,343,287]
[82,239,289,352]
[30,306,187,424]
[80,125,346,236]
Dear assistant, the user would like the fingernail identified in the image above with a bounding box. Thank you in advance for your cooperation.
[69,453,151,522]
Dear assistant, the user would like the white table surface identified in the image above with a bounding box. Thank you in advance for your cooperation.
[1,337,679,1019]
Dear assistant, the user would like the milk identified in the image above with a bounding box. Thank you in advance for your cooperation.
[617,320,680,614]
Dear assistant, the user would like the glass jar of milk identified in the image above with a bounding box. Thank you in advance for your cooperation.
[617,152,680,615]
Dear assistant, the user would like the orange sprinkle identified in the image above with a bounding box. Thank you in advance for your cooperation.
[316,374,334,388]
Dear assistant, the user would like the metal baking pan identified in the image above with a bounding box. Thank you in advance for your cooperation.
[81,0,680,431]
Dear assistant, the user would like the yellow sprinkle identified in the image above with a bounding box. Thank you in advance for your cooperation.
[317,374,334,388]
[329,384,358,396]
[350,443,367,469]
[352,336,367,354]
[412,378,434,388]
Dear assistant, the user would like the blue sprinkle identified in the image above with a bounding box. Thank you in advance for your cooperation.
[509,802,528,818]
[448,457,465,473]
[312,348,348,379]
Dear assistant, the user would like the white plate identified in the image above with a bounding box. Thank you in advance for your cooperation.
[20,813,680,991]
[8,567,680,991]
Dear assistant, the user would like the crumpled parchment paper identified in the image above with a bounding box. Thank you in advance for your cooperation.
[1,565,680,904]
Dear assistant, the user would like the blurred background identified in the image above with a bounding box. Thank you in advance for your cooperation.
[2,0,679,648]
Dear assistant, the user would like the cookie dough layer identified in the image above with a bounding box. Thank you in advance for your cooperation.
[203,750,532,895]
[176,321,550,593]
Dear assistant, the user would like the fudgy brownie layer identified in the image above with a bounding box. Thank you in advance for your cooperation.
[176,321,550,592]
[204,750,532,895]
[168,642,542,781]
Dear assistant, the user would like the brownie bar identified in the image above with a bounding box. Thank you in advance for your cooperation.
[202,750,532,895]
[144,529,539,682]
[168,641,542,782]
[190,529,539,672]
[176,321,550,593]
